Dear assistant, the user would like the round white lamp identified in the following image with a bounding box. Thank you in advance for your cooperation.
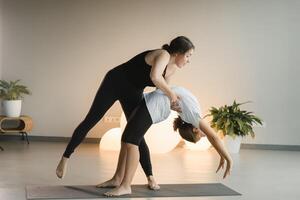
[99,128,122,151]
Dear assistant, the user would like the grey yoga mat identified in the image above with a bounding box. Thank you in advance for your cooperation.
[26,183,241,199]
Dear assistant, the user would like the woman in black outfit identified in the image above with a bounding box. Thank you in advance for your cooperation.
[56,36,195,190]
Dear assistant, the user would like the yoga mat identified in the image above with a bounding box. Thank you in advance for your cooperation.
[26,183,241,199]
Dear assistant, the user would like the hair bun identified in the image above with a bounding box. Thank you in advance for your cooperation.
[162,44,170,51]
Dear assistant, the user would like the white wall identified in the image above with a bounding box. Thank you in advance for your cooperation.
[1,0,299,145]
[0,0,2,79]
[0,0,2,113]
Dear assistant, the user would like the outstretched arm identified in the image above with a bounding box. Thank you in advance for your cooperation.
[199,120,233,178]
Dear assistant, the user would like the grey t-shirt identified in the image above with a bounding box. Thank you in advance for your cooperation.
[143,86,202,128]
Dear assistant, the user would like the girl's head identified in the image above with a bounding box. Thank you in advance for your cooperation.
[173,116,204,143]
[162,36,195,68]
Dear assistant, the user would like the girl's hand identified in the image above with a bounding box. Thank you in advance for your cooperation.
[216,156,232,179]
[216,156,225,173]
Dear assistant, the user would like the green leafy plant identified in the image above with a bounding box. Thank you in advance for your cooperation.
[0,80,31,100]
[204,100,263,139]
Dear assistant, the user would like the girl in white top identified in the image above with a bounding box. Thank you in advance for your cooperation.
[101,86,233,197]
[145,86,202,127]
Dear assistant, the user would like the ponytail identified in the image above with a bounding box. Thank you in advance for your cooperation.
[162,36,195,54]
[162,44,170,52]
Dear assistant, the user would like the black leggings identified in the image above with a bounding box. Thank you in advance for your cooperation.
[63,66,153,176]
[121,99,153,145]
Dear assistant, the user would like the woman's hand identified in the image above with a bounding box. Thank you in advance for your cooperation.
[216,156,232,179]
[170,93,182,113]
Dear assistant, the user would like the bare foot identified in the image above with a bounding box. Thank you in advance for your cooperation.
[148,176,160,190]
[56,157,68,179]
[96,178,120,188]
[104,185,131,196]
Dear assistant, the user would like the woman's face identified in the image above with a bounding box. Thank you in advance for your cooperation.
[192,127,206,143]
[175,48,194,68]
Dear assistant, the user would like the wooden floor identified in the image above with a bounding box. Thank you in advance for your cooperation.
[0,140,299,200]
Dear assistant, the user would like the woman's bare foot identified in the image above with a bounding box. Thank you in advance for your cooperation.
[104,185,131,196]
[96,178,121,188]
[147,176,160,190]
[56,157,68,179]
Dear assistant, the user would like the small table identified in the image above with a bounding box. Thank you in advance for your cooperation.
[0,115,33,150]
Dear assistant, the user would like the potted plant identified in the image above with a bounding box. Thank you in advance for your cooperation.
[0,80,31,117]
[204,100,263,153]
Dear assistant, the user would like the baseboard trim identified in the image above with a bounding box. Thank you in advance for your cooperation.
[241,143,300,151]
[1,134,299,151]
[0,134,100,143]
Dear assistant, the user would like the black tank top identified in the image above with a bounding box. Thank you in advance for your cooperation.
[120,50,167,89]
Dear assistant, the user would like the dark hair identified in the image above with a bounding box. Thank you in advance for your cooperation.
[162,36,195,54]
[173,116,197,143]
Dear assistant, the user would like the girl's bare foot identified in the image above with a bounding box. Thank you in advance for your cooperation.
[147,176,160,190]
[104,185,131,196]
[56,157,68,179]
[96,178,121,188]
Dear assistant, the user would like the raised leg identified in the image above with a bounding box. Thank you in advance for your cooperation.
[56,71,117,179]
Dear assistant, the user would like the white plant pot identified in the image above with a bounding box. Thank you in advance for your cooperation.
[2,100,22,117]
[224,135,242,154]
